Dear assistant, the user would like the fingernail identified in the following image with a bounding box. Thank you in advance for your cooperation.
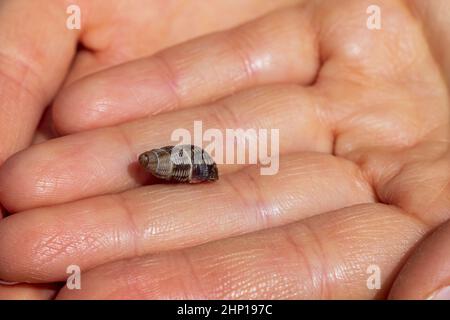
[428,286,450,300]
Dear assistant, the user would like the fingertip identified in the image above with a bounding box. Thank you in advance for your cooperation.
[0,283,58,300]
[0,212,73,283]
[1,144,72,212]
[52,79,117,135]
[0,141,78,212]
[0,151,33,213]
[0,214,35,282]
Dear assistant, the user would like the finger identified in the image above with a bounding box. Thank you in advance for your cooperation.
[0,0,79,162]
[0,283,57,300]
[55,203,426,299]
[63,0,306,83]
[389,220,450,300]
[52,6,319,134]
[0,154,375,282]
[0,85,332,212]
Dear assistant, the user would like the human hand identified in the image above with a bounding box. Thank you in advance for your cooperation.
[0,0,449,299]
[0,0,292,157]
[0,0,296,299]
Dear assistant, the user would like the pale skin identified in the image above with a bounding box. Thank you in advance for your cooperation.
[0,0,449,300]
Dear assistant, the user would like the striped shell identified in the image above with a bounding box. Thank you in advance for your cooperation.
[138,145,219,183]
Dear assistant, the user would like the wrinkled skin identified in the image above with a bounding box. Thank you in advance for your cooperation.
[0,0,449,299]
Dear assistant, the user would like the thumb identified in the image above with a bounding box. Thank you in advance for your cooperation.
[389,220,450,300]
[0,0,79,162]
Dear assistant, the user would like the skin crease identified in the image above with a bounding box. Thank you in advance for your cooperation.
[0,0,449,299]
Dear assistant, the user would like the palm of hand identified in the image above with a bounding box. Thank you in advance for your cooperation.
[0,0,448,299]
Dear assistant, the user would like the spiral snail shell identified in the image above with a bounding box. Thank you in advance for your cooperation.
[138,145,219,183]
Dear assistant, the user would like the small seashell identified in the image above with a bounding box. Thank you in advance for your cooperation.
[138,145,219,183]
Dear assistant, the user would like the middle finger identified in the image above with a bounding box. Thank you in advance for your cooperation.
[0,85,332,212]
